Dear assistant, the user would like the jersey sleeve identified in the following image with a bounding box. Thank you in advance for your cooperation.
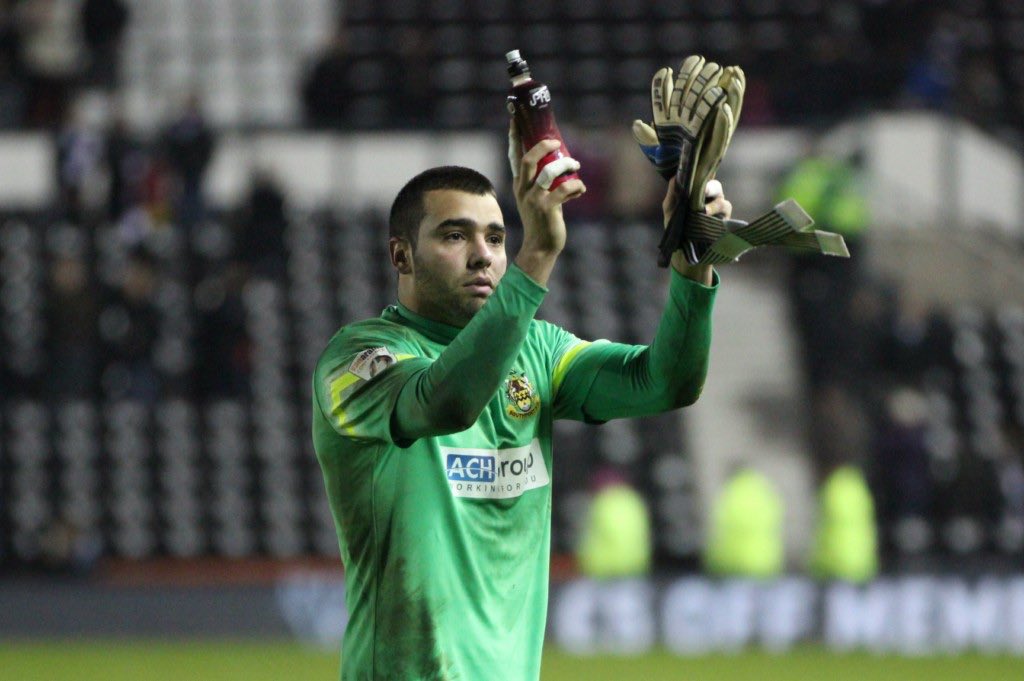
[313,326,430,445]
[550,332,641,423]
[551,268,718,422]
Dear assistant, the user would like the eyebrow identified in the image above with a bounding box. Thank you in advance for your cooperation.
[433,218,505,233]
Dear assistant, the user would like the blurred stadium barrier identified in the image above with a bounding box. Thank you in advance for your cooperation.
[8,572,1023,657]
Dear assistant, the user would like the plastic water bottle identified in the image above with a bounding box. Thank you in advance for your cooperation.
[506,49,579,190]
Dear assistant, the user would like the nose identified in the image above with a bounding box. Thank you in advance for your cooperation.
[467,234,493,270]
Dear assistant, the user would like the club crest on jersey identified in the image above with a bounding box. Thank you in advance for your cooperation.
[505,369,539,419]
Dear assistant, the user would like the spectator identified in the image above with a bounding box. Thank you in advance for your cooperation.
[14,0,86,128]
[877,288,952,383]
[79,0,128,90]
[0,0,27,127]
[55,93,109,221]
[576,468,652,579]
[47,249,99,397]
[104,112,144,221]
[901,9,961,112]
[193,261,251,399]
[99,248,161,402]
[811,464,878,583]
[300,25,354,129]
[161,93,214,234]
[234,172,288,279]
[388,26,433,127]
[874,386,932,527]
[704,467,784,579]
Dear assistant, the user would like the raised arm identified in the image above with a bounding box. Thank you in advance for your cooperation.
[553,181,725,423]
[393,131,585,440]
[391,264,546,438]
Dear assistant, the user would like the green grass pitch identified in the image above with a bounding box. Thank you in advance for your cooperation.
[2,640,1022,680]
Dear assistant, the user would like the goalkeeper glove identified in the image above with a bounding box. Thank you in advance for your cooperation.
[634,58,848,266]
[632,59,745,182]
[630,56,741,265]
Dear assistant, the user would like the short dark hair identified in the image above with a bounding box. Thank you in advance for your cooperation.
[388,166,496,247]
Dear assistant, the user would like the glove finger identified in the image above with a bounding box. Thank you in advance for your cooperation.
[689,101,732,211]
[632,119,663,170]
[719,101,736,151]
[669,55,704,121]
[708,103,732,164]
[685,82,725,150]
[651,67,673,126]
[719,65,745,132]
[631,119,659,147]
[707,102,732,155]
[684,61,724,126]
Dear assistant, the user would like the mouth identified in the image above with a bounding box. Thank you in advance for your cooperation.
[463,278,493,295]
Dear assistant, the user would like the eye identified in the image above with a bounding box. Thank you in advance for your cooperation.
[443,232,465,241]
[487,234,505,245]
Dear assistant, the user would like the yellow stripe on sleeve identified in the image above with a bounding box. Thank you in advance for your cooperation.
[327,371,362,436]
[552,341,592,397]
[326,353,417,437]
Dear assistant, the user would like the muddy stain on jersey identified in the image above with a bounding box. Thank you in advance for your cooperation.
[376,558,455,680]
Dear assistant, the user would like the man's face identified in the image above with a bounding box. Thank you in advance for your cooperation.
[400,189,507,327]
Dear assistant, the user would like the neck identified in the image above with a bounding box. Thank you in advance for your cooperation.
[396,278,468,329]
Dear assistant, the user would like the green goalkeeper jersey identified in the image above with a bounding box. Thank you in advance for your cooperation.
[313,264,716,681]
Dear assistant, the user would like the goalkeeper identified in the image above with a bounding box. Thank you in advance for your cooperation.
[312,62,733,680]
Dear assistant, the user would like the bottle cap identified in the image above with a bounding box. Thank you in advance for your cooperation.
[506,48,530,78]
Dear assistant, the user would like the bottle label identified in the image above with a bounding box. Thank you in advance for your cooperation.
[528,86,551,107]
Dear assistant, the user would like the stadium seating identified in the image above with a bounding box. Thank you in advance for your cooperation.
[122,0,336,129]
[2,204,1020,570]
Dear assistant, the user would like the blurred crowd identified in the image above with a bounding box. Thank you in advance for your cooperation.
[299,2,1019,139]
[7,85,301,407]
[0,1,1016,137]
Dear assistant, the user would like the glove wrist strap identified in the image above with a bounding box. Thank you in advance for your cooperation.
[660,199,851,267]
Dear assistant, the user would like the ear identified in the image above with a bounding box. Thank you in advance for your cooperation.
[389,237,413,275]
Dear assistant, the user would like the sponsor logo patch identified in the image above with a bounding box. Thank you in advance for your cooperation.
[442,439,549,500]
[529,85,551,106]
[504,369,539,419]
[445,454,495,482]
[348,346,396,380]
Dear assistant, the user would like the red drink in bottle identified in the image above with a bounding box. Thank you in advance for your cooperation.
[506,49,579,190]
